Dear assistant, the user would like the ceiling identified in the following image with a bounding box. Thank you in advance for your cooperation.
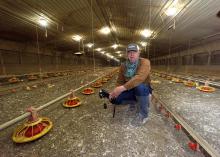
[0,0,220,60]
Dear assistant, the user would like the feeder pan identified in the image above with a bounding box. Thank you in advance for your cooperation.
[28,75,38,81]
[171,78,183,83]
[63,97,81,108]
[197,86,215,92]
[166,76,172,80]
[11,89,17,93]
[41,74,49,79]
[12,107,52,143]
[101,78,108,83]
[184,81,196,87]
[58,73,63,76]
[82,88,94,95]
[105,75,111,80]
[91,82,102,88]
[8,77,20,84]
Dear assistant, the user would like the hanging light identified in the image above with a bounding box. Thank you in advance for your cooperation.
[165,7,177,16]
[38,17,48,27]
[140,42,147,47]
[72,35,82,41]
[100,51,105,54]
[112,44,118,49]
[87,43,93,48]
[119,54,122,57]
[115,51,121,54]
[141,29,152,38]
[74,52,83,55]
[96,48,102,52]
[100,26,111,34]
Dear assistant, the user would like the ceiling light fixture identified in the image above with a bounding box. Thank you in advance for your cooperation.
[140,42,147,47]
[72,35,82,41]
[141,29,152,38]
[74,52,83,55]
[38,17,48,27]
[96,48,102,52]
[87,43,93,48]
[100,26,111,34]
[112,44,118,49]
[165,7,177,16]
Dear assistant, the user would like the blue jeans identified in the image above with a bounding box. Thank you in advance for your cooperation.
[112,83,151,118]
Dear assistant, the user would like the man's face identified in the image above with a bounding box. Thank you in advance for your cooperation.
[127,51,140,63]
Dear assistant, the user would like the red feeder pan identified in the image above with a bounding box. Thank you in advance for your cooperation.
[12,106,52,143]
[82,88,94,95]
[159,106,163,112]
[165,111,171,118]
[8,77,20,84]
[197,86,215,93]
[91,82,102,88]
[28,75,38,81]
[11,89,16,93]
[188,142,199,151]
[63,97,81,108]
[101,77,109,83]
[174,124,182,131]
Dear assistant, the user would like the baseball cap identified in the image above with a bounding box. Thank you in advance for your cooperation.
[127,43,139,52]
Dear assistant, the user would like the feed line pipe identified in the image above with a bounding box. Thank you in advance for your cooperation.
[0,71,115,131]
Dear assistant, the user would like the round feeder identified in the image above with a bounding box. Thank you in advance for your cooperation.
[12,107,52,143]
[63,97,81,108]
[197,86,215,92]
[28,75,38,81]
[184,81,196,87]
[101,78,108,83]
[172,78,183,83]
[8,77,20,84]
[91,82,102,88]
[82,87,94,95]
[166,76,172,80]
[41,74,49,79]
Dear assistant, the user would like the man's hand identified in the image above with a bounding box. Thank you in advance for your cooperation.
[109,86,126,99]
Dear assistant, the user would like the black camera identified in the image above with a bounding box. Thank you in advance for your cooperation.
[99,89,110,99]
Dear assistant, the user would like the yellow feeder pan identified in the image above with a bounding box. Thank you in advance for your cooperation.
[63,97,81,108]
[82,88,94,95]
[8,77,20,83]
[28,75,38,81]
[172,78,183,83]
[184,81,196,87]
[91,82,103,88]
[197,86,216,93]
[12,107,53,143]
